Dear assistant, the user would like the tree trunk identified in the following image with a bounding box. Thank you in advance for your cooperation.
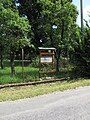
[10,50,15,75]
[56,57,59,72]
[56,18,64,72]
[0,46,4,69]
[0,53,4,69]
[56,49,61,72]
[56,2,65,72]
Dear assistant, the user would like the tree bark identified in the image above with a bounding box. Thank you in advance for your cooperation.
[0,53,4,69]
[56,18,64,72]
[56,49,61,72]
[0,46,4,69]
[56,0,65,72]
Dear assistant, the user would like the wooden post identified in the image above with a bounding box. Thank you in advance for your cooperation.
[22,48,24,82]
[52,50,54,79]
[39,50,41,79]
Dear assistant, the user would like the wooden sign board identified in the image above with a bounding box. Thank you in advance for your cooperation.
[38,47,56,79]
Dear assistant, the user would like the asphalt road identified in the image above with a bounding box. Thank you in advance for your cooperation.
[0,86,90,120]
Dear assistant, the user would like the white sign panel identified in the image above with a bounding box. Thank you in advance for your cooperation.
[41,57,52,63]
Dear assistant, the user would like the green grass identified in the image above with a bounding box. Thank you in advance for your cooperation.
[0,59,73,84]
[0,64,71,84]
[0,67,39,84]
[0,78,90,102]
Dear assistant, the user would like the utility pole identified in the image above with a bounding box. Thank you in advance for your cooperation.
[80,0,84,45]
[80,0,83,31]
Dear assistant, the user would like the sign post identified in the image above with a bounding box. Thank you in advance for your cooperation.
[38,47,56,80]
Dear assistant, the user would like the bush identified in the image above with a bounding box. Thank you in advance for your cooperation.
[30,57,39,68]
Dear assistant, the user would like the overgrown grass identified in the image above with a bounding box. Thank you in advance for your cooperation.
[0,67,39,84]
[0,59,72,84]
[0,79,90,102]
[0,59,78,85]
[0,65,73,84]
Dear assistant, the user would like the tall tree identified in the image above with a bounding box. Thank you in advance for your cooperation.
[0,0,13,69]
[0,0,30,75]
[39,0,78,71]
[17,0,78,72]
[72,26,90,77]
[17,0,43,49]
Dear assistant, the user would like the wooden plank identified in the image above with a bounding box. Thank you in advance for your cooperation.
[39,70,56,73]
[40,52,55,55]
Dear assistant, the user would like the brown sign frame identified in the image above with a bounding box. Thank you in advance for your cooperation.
[38,47,56,79]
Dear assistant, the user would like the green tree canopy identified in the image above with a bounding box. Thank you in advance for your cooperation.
[0,0,31,74]
[17,0,78,72]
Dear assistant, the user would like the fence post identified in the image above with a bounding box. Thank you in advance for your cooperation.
[22,48,24,82]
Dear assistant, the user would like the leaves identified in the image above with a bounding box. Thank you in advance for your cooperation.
[0,0,31,51]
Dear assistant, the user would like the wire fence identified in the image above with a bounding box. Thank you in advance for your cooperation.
[0,55,74,85]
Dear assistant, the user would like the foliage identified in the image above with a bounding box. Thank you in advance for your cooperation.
[71,25,90,77]
[17,0,78,48]
[18,0,44,48]
[30,57,39,68]
[0,8,30,49]
[18,0,78,72]
[1,0,90,79]
[0,0,31,75]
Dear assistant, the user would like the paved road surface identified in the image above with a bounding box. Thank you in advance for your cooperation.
[0,86,90,120]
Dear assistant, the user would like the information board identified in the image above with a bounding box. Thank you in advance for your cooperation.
[41,57,52,63]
